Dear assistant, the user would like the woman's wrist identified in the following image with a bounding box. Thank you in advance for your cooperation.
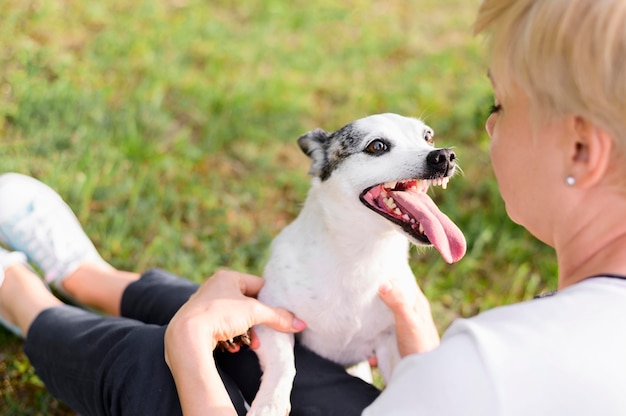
[165,317,236,415]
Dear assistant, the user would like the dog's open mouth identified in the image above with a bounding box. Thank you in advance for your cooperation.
[360,179,466,263]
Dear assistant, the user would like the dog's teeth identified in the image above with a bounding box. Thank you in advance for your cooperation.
[384,197,396,209]
[410,218,416,224]
[384,181,397,190]
[402,214,410,221]
[394,208,402,216]
[442,177,449,189]
[418,223,425,233]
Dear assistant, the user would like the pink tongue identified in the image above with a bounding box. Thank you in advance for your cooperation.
[391,189,466,264]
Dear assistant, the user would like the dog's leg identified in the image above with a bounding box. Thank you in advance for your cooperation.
[247,325,296,416]
[374,333,403,383]
[346,360,373,383]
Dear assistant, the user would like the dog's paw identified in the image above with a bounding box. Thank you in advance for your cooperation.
[247,402,290,416]
[247,393,290,416]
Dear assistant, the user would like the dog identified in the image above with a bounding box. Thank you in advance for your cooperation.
[248,113,466,415]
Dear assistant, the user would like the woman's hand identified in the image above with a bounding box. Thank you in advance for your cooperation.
[164,269,306,416]
[166,269,306,352]
[378,281,440,357]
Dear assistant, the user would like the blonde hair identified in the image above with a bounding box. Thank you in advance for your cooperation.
[474,0,626,153]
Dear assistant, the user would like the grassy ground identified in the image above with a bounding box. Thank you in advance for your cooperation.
[0,0,557,413]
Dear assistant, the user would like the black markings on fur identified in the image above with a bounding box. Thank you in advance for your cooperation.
[298,122,380,181]
[298,128,330,179]
[216,331,251,351]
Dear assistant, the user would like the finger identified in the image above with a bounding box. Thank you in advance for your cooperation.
[211,269,266,297]
[378,281,409,315]
[226,343,241,353]
[235,272,266,297]
[254,304,307,333]
[379,281,440,355]
[249,328,261,350]
[368,355,378,367]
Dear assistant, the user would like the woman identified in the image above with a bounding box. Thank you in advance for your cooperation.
[365,0,626,414]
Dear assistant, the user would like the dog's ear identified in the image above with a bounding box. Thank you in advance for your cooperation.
[298,128,329,178]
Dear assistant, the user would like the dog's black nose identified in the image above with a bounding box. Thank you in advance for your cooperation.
[426,149,456,174]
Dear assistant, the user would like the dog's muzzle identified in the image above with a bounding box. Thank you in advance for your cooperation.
[359,177,466,264]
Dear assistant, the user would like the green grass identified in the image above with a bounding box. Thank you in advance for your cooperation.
[0,0,557,413]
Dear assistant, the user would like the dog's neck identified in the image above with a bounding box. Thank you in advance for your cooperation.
[265,184,412,293]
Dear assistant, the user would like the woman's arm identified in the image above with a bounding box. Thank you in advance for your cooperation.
[165,321,234,415]
[164,269,306,415]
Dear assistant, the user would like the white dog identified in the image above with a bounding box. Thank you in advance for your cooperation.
[248,113,466,415]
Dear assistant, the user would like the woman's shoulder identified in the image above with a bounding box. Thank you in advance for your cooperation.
[373,278,626,416]
[443,276,626,355]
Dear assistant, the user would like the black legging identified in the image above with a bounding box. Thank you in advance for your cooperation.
[24,268,380,415]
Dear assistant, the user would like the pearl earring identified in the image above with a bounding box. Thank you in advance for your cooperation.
[565,176,576,186]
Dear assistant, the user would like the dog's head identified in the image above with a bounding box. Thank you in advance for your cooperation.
[298,113,466,264]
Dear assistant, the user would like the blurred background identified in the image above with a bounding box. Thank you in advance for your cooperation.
[0,0,556,413]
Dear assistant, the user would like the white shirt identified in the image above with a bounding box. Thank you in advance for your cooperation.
[363,277,626,415]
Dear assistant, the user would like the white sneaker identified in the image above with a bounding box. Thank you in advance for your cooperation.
[0,246,31,337]
[0,173,107,296]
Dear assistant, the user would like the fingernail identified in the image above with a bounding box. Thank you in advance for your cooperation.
[378,281,392,294]
[293,317,307,331]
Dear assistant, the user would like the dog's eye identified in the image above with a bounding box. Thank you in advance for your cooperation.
[365,139,389,155]
[423,129,434,145]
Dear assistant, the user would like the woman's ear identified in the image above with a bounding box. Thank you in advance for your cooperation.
[568,116,613,188]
